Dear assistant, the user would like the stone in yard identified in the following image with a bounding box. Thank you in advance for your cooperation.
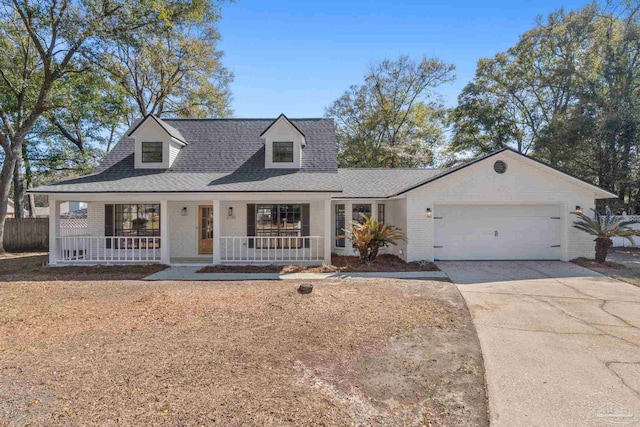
[297,283,313,294]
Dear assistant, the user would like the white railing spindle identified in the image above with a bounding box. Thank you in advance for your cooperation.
[56,236,162,263]
[218,236,323,263]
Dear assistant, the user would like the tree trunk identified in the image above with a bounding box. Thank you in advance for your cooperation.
[0,145,20,254]
[22,141,36,218]
[368,244,380,265]
[12,154,24,218]
[358,245,368,264]
[594,237,613,263]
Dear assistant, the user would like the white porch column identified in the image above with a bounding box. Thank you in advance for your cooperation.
[160,200,170,264]
[324,199,332,264]
[213,199,221,265]
[48,198,61,265]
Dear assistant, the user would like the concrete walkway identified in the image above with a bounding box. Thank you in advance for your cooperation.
[144,266,448,281]
[439,261,640,427]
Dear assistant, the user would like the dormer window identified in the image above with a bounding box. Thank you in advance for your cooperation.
[141,141,163,163]
[260,114,305,169]
[129,115,187,169]
[273,141,294,163]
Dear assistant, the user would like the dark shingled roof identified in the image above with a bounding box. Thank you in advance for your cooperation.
[336,168,445,198]
[33,117,342,194]
[127,115,187,144]
[33,167,343,193]
[98,117,338,174]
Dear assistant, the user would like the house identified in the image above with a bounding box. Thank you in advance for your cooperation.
[5,198,84,218]
[31,114,616,266]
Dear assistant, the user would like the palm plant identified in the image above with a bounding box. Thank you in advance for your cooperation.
[347,216,406,265]
[573,206,640,263]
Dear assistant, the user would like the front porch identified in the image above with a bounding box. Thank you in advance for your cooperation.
[48,195,332,266]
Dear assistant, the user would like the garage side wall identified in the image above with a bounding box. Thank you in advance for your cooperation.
[405,152,598,262]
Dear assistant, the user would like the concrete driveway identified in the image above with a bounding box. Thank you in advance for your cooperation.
[438,261,640,427]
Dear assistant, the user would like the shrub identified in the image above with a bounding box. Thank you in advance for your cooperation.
[346,216,406,265]
[573,206,640,263]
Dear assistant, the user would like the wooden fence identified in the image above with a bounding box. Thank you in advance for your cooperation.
[3,218,49,251]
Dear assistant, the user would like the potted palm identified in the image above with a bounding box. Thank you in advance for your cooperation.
[347,216,406,265]
[573,206,640,263]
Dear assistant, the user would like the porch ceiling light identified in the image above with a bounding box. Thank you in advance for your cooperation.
[426,208,432,218]
[181,206,187,216]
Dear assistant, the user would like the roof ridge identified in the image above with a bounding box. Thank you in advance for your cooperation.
[163,117,327,121]
[338,167,443,171]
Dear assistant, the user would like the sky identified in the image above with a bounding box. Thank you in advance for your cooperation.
[217,0,591,118]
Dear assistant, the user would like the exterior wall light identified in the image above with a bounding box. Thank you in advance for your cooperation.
[426,208,432,218]
[227,206,235,219]
[574,206,582,214]
[181,207,187,216]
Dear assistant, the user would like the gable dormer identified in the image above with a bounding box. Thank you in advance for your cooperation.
[128,115,187,169]
[260,114,305,169]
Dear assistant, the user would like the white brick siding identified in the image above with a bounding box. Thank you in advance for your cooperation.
[87,202,105,236]
[168,201,199,258]
[404,151,599,262]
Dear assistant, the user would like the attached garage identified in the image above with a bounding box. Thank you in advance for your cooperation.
[400,149,618,262]
[433,204,562,261]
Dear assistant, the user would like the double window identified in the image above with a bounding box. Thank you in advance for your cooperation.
[106,204,160,249]
[255,204,302,248]
[141,141,163,163]
[272,141,294,163]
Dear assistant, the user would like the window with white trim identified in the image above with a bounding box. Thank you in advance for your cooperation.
[141,141,163,163]
[272,141,294,162]
[335,204,345,247]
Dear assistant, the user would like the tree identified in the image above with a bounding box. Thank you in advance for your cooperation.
[326,55,455,168]
[0,0,219,253]
[347,216,406,265]
[448,2,640,211]
[573,206,640,263]
[97,10,232,121]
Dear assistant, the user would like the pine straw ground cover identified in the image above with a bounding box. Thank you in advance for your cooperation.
[198,254,440,274]
[572,249,640,287]
[0,253,167,281]
[0,278,487,426]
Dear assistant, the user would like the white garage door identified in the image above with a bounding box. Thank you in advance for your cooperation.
[434,204,562,261]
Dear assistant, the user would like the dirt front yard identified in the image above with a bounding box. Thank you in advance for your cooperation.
[0,276,487,426]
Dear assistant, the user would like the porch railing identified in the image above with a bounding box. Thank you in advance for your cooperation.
[57,236,161,263]
[220,236,324,262]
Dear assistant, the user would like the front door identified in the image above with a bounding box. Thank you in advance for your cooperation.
[198,205,214,255]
